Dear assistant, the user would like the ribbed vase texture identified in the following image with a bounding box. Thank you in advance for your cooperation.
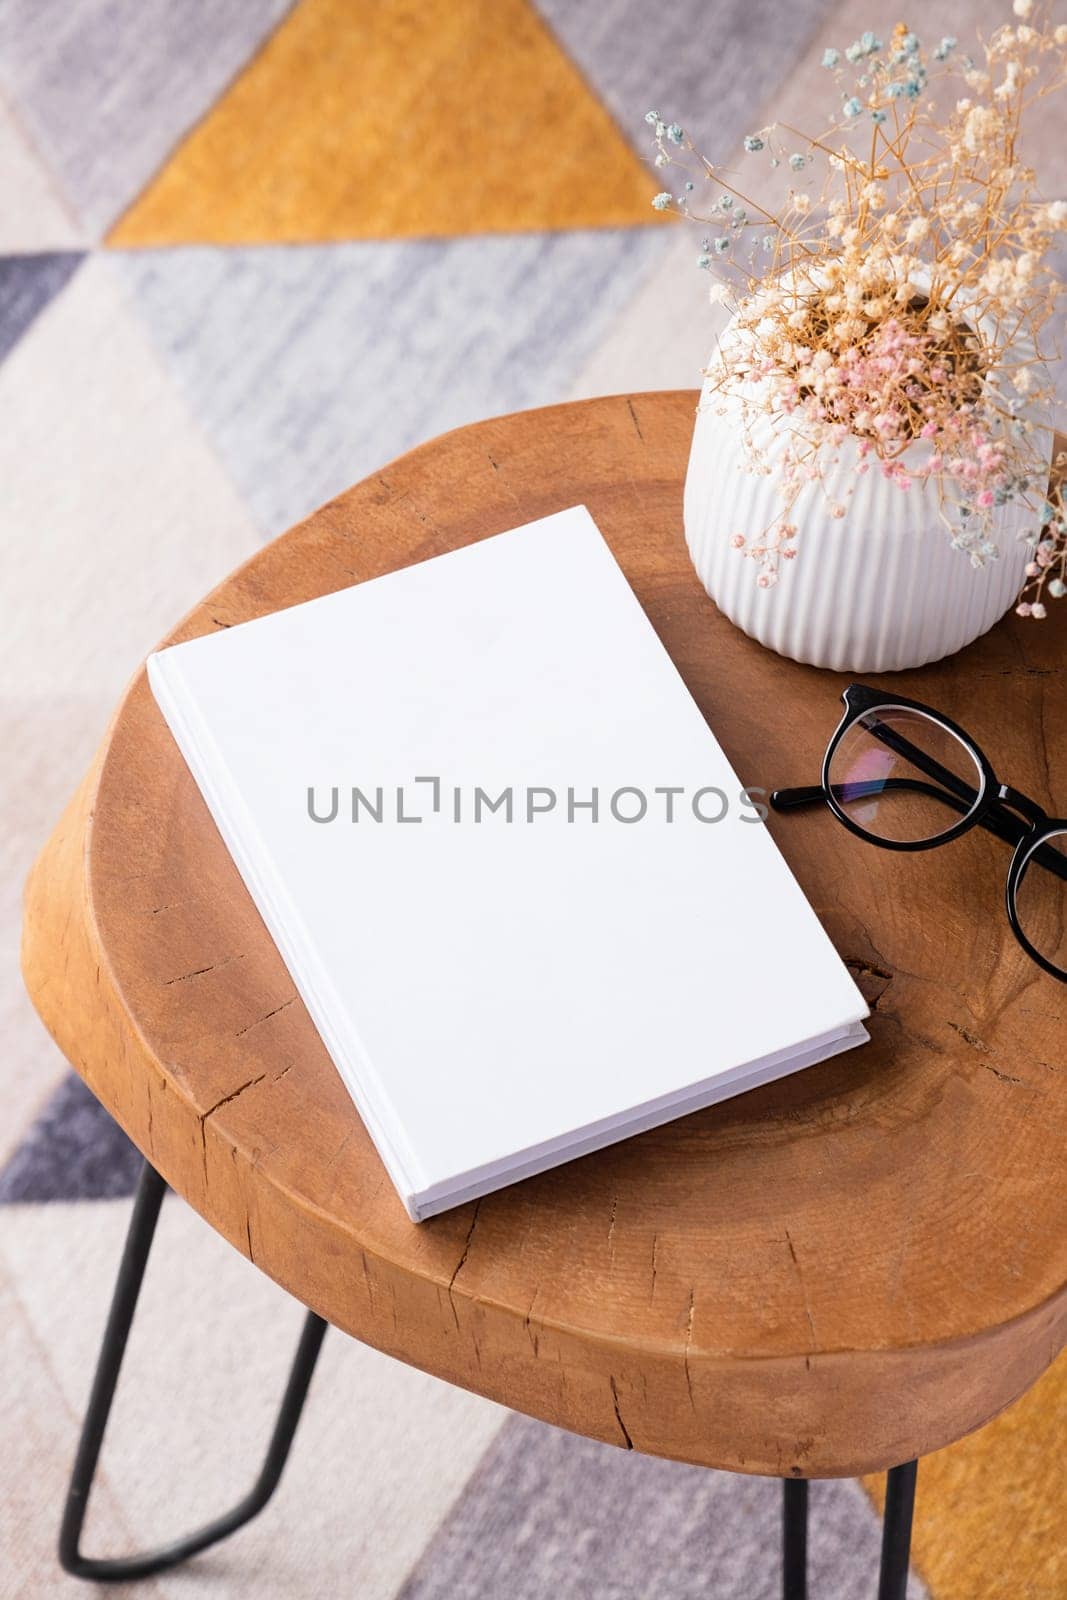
[684,376,1040,673]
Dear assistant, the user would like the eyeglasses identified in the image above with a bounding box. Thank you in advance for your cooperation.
[770,683,1067,983]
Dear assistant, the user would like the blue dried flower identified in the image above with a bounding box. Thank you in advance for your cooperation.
[934,36,956,61]
[697,253,711,269]
[713,236,731,255]
[667,123,684,144]
[719,193,734,209]
[822,48,840,68]
[743,134,765,152]
[846,31,882,63]
[644,110,660,124]
[788,152,806,170]
[651,192,673,211]
[843,97,863,118]
[871,108,887,123]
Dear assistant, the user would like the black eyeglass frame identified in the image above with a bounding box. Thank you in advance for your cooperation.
[770,682,1067,983]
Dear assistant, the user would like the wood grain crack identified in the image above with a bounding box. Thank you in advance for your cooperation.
[197,1072,267,1188]
[845,956,893,1009]
[976,665,1054,679]
[446,1200,482,1330]
[948,1020,990,1052]
[609,1376,634,1449]
[785,1229,818,1349]
[360,1249,376,1313]
[235,996,296,1037]
[199,1073,267,1125]
[947,1022,1023,1081]
[164,954,244,986]
[981,1061,1024,1085]
[523,1290,541,1357]
[683,1288,696,1411]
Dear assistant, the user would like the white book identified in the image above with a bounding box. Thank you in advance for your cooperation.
[148,506,868,1221]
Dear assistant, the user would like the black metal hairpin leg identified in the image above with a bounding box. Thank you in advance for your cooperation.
[64,1159,918,1589]
[782,1477,808,1599]
[878,1460,919,1600]
[781,1460,917,1600]
[59,1159,327,1582]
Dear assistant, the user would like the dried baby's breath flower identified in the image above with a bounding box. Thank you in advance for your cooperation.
[648,5,1067,613]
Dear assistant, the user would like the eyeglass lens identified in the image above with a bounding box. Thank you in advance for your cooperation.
[1015,830,1067,974]
[827,705,985,844]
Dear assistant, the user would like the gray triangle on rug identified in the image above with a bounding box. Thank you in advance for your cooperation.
[0,251,83,363]
[0,1073,141,1203]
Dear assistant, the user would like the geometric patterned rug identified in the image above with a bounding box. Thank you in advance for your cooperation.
[2,2,1064,1595]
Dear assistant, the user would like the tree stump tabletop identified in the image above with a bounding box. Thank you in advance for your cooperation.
[22,393,1066,1478]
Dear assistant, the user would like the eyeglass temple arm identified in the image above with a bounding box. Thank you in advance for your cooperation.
[770,785,829,810]
[771,777,996,826]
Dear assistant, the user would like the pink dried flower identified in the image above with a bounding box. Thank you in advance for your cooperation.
[653,7,1067,614]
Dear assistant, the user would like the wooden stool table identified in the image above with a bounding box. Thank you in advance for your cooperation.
[22,393,1066,1595]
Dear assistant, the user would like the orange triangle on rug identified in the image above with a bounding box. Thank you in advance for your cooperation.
[108,0,670,246]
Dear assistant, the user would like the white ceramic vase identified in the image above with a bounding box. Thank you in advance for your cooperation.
[684,372,1044,674]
